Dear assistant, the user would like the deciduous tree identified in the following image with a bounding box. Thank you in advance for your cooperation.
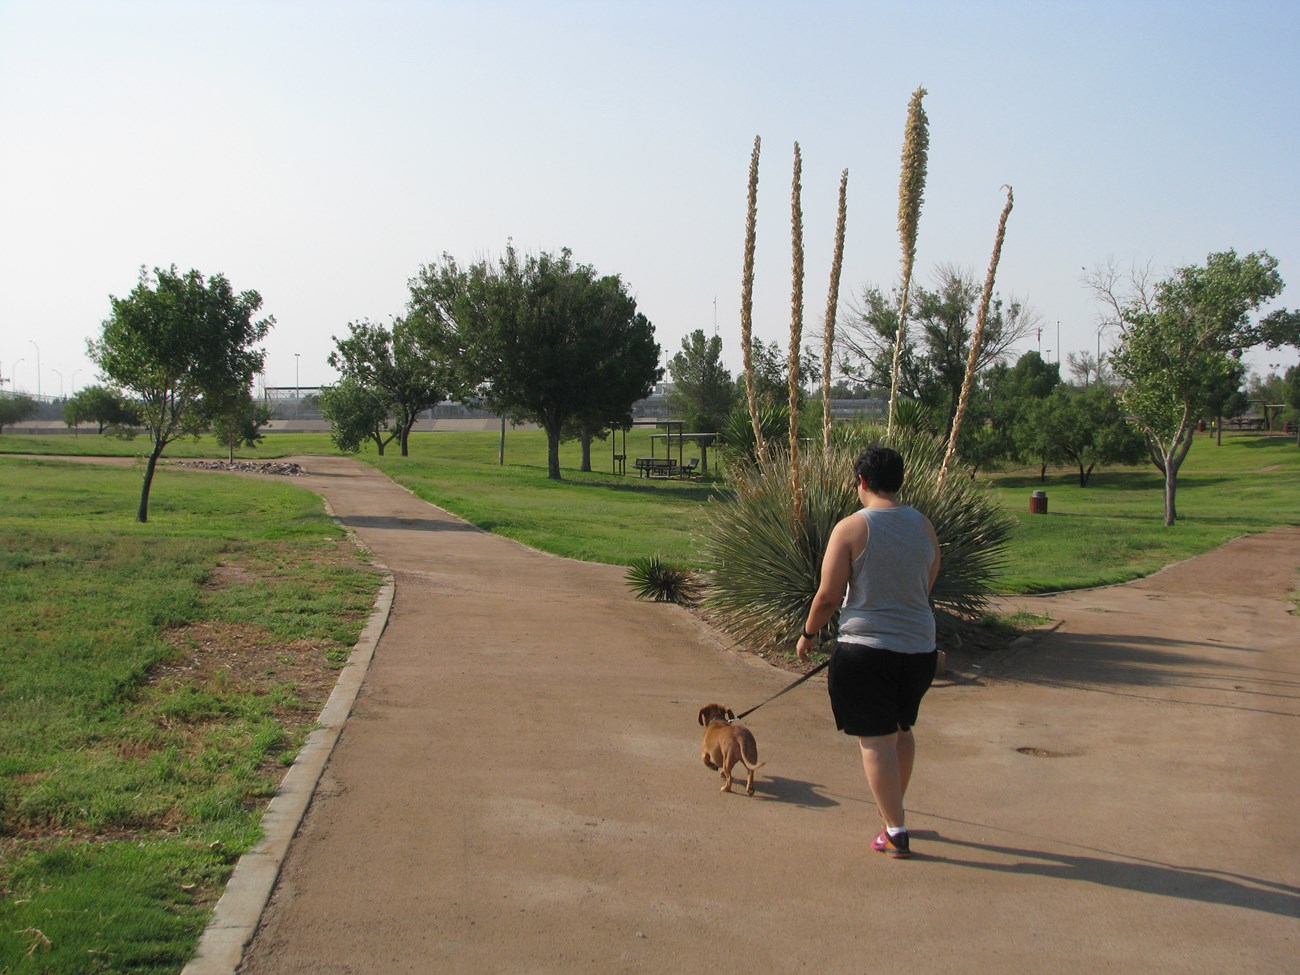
[62,384,140,434]
[206,390,273,462]
[1032,384,1145,486]
[0,394,38,433]
[319,377,398,455]
[328,317,452,457]
[1099,250,1291,525]
[88,266,272,522]
[408,246,661,480]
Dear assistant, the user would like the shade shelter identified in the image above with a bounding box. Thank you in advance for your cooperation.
[647,431,717,474]
[612,419,702,478]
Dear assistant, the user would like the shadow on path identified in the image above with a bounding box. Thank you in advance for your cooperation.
[914,814,1300,919]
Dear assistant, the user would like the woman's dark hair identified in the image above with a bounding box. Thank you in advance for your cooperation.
[853,445,905,493]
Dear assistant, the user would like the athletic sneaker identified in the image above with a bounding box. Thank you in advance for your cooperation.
[872,828,911,859]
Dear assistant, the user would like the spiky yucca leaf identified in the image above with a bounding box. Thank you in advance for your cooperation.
[703,430,1013,650]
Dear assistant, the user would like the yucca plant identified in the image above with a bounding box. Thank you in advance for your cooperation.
[703,430,1013,651]
[890,398,936,437]
[625,555,702,606]
[717,401,791,471]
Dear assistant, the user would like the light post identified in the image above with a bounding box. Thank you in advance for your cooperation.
[29,340,40,399]
[52,368,63,400]
[12,358,24,393]
[294,353,300,418]
[71,369,81,395]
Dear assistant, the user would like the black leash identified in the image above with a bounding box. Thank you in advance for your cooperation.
[733,658,830,721]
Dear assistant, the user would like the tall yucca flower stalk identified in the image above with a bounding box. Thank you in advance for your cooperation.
[740,135,768,466]
[787,142,806,525]
[888,86,929,436]
[939,185,1014,486]
[822,169,849,451]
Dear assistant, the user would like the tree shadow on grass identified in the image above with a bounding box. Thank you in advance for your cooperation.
[911,818,1300,919]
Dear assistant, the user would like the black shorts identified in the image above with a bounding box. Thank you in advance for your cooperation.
[827,642,938,737]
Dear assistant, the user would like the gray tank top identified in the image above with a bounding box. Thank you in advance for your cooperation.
[836,506,936,653]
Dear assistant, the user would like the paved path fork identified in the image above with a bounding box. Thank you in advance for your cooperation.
[210,457,1298,974]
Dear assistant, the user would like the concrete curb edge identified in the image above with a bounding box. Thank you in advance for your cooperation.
[181,509,395,975]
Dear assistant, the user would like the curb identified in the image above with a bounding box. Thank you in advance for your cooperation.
[181,516,395,975]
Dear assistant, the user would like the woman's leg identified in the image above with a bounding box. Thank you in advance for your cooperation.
[859,732,905,829]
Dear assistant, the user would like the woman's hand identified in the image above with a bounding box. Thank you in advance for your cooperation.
[796,633,814,662]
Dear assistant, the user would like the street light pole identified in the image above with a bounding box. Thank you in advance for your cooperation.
[72,369,81,395]
[29,340,40,399]
[52,368,63,400]
[12,358,24,393]
[294,353,300,418]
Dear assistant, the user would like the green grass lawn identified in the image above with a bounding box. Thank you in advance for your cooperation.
[0,458,383,974]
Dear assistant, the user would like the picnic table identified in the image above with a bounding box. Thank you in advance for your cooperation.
[634,457,678,478]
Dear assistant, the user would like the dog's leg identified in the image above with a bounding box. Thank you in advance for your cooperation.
[744,767,755,796]
[719,762,734,792]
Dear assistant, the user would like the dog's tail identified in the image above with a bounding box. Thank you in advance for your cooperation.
[739,759,766,773]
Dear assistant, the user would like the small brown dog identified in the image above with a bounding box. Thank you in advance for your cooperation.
[698,703,765,795]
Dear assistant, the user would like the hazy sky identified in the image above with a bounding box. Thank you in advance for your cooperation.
[3,0,1298,399]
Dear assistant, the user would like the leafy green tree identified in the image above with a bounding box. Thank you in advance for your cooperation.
[980,351,1061,476]
[319,378,398,455]
[1201,359,1249,445]
[0,394,38,433]
[840,265,1039,438]
[667,329,735,431]
[62,384,141,434]
[88,266,272,522]
[408,246,661,480]
[206,391,273,462]
[1032,384,1146,486]
[1103,250,1291,525]
[328,317,452,457]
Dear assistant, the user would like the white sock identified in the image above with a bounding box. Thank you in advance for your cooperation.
[886,825,907,838]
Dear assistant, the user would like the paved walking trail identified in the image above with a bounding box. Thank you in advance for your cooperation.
[205,456,1297,974]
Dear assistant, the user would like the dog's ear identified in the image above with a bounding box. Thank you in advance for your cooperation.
[725,708,736,722]
[698,707,708,726]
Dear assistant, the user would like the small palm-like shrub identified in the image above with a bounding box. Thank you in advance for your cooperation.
[703,427,1013,649]
[718,402,790,470]
[625,555,702,605]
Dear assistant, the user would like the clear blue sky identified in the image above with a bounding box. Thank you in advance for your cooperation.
[2,0,1297,398]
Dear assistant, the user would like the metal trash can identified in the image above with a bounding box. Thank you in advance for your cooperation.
[1029,490,1048,514]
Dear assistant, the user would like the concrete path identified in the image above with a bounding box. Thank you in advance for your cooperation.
[207,456,1297,974]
